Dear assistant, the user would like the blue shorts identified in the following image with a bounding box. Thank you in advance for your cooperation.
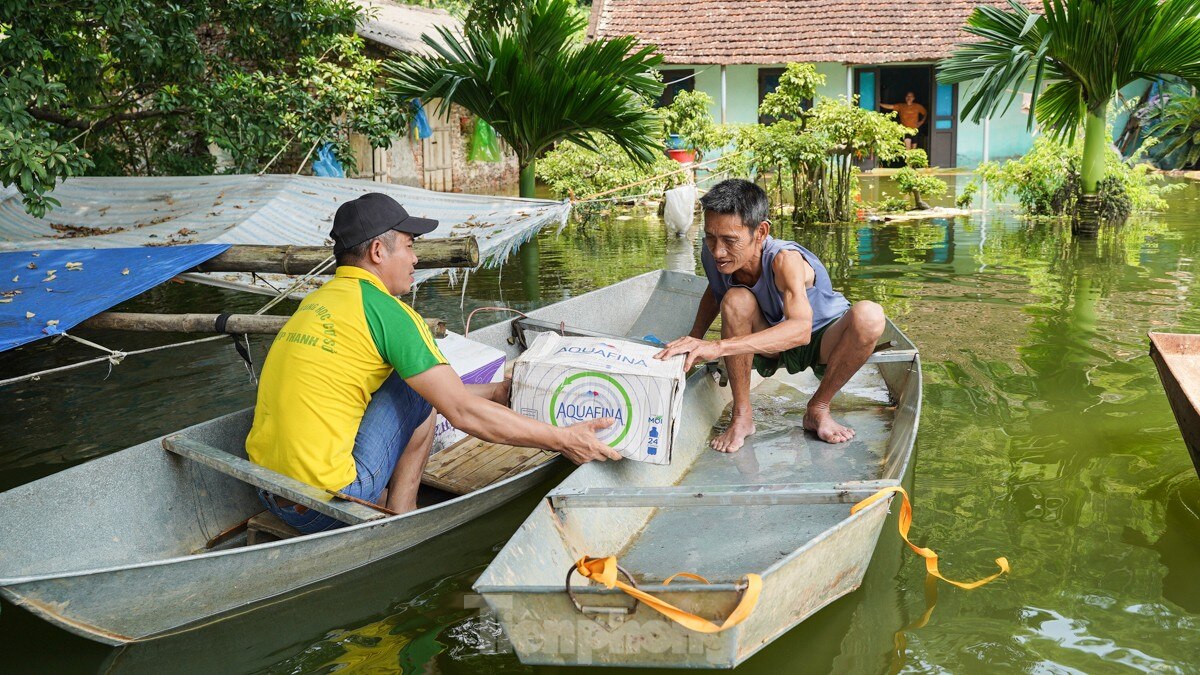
[259,373,433,534]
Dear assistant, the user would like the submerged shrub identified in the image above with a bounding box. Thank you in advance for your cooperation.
[893,149,948,210]
[972,135,1174,222]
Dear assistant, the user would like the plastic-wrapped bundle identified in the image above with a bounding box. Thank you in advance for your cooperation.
[663,183,696,237]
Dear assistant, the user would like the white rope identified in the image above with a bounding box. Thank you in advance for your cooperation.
[0,333,228,388]
[252,254,336,315]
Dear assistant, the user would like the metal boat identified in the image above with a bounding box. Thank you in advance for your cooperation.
[0,270,702,645]
[474,275,922,668]
[1149,332,1200,477]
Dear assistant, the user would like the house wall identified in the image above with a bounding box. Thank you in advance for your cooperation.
[957,79,1148,167]
[689,63,851,126]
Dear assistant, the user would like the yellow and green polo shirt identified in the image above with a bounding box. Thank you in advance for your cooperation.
[246,265,447,491]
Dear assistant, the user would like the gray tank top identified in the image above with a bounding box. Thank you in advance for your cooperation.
[701,236,850,330]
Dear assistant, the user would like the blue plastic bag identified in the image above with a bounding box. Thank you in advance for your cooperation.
[412,98,433,140]
[312,143,345,178]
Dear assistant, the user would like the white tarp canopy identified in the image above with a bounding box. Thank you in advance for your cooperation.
[0,175,569,295]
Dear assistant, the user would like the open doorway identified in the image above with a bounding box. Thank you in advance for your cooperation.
[855,64,957,168]
[878,66,931,163]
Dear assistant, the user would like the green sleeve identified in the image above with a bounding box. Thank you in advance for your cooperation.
[360,280,447,378]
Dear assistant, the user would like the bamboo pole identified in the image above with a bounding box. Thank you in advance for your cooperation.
[81,312,448,338]
[191,238,479,275]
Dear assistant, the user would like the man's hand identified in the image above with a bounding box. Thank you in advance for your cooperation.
[558,418,623,465]
[654,336,722,371]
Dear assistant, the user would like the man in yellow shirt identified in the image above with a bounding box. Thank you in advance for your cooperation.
[882,92,928,150]
[247,193,620,533]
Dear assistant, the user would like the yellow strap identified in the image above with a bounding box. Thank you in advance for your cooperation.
[574,556,761,634]
[852,486,1010,590]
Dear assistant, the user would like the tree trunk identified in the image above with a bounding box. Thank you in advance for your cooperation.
[911,190,932,210]
[519,161,537,199]
[193,241,479,274]
[1075,105,1108,233]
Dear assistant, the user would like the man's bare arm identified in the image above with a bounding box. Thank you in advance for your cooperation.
[688,287,720,339]
[713,250,814,358]
[655,252,815,370]
[407,365,621,464]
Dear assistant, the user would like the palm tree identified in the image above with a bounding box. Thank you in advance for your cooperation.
[385,0,664,198]
[939,0,1200,226]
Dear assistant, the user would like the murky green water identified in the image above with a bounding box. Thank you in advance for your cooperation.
[3,177,1200,673]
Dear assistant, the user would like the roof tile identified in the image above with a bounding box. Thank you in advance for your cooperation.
[589,0,1041,65]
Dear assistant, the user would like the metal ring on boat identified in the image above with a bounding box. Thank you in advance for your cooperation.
[565,562,639,616]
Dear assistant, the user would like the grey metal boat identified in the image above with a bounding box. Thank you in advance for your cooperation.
[0,270,702,645]
[474,275,922,668]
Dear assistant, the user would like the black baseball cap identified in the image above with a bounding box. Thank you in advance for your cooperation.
[330,193,438,255]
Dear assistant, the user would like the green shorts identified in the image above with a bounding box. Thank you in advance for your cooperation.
[752,319,837,379]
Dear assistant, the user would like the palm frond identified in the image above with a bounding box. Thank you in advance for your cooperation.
[939,0,1200,139]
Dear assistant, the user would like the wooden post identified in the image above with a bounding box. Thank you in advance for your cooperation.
[192,238,479,275]
[81,312,448,338]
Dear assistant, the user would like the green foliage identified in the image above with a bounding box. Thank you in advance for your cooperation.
[720,65,908,225]
[875,195,912,214]
[974,136,1177,220]
[940,0,1200,141]
[893,149,948,210]
[940,0,1200,203]
[0,1,407,217]
[1142,86,1200,169]
[956,180,980,209]
[536,132,681,213]
[661,90,726,153]
[759,63,823,120]
[385,0,664,196]
[902,148,929,169]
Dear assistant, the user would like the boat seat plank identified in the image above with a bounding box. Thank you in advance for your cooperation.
[547,480,898,508]
[162,436,382,525]
[423,436,557,495]
[865,349,918,364]
[246,511,302,545]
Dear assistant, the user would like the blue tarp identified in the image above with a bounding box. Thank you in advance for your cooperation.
[0,244,229,352]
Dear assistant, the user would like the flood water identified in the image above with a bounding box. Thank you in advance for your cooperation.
[3,176,1200,673]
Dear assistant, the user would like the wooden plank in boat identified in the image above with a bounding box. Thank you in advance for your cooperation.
[162,436,382,524]
[423,437,557,495]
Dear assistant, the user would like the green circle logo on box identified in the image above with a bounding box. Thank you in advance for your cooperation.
[548,371,633,447]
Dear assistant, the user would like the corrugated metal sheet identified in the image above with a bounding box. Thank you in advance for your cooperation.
[0,175,570,294]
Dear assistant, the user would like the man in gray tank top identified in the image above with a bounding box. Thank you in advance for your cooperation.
[654,179,886,450]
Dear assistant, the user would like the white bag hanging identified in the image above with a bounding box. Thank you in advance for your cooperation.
[663,183,697,237]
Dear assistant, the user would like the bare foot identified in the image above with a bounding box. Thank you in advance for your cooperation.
[803,403,855,444]
[712,413,756,453]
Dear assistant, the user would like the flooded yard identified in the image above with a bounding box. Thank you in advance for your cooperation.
[3,175,1199,673]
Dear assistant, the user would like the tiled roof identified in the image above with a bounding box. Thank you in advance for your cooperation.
[587,0,1040,65]
[351,0,460,56]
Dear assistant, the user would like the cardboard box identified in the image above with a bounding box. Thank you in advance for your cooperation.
[510,333,686,465]
[432,331,506,454]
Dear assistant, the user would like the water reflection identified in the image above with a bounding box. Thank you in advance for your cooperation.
[3,179,1200,673]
